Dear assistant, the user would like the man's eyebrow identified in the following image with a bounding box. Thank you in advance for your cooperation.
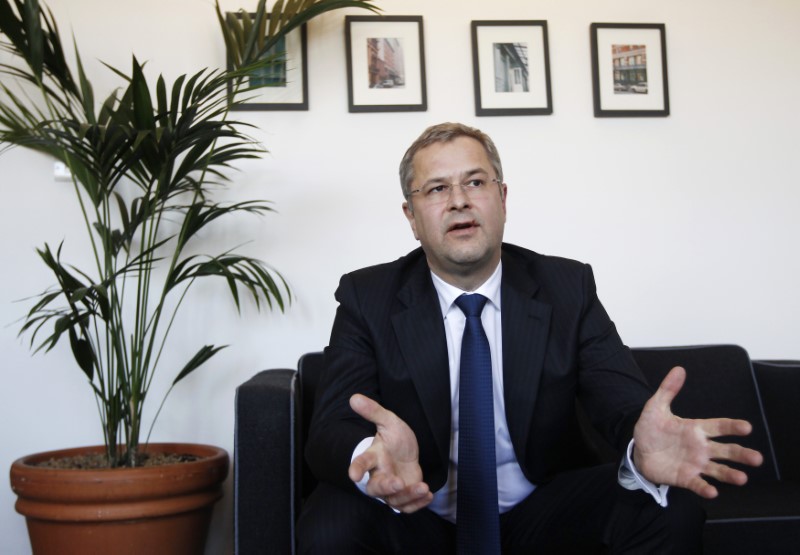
[463,168,489,178]
[423,168,489,185]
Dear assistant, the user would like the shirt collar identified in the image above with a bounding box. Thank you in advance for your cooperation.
[430,262,502,317]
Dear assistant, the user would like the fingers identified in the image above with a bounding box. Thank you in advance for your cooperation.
[347,395,431,514]
[383,483,433,514]
[357,470,432,513]
[348,449,377,483]
[364,470,405,498]
[687,459,752,498]
[356,464,431,512]
[699,459,749,487]
[697,418,764,468]
[698,417,753,439]
[397,492,434,513]
[708,440,764,469]
[682,442,762,497]
[348,447,410,498]
[717,439,763,465]
[348,448,407,495]
[685,474,719,499]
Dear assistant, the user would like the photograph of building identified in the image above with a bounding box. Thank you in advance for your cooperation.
[493,42,529,93]
[367,37,405,88]
[612,44,648,93]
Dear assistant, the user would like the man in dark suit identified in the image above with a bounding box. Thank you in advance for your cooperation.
[299,123,762,553]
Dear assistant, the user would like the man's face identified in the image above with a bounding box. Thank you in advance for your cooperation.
[402,136,507,290]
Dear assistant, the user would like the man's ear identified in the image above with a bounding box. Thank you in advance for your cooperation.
[402,202,419,240]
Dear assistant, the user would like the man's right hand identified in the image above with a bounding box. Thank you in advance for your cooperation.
[348,393,434,513]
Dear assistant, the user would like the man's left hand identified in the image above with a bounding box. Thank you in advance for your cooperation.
[633,366,764,498]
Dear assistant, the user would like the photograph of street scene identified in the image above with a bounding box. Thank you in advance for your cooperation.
[493,42,529,93]
[367,38,406,88]
[612,44,648,94]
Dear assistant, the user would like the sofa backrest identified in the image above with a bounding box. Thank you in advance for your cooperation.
[298,351,325,500]
[631,345,779,484]
[297,345,782,503]
[752,360,800,481]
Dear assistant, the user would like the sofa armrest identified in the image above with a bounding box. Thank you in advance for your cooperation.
[753,360,800,482]
[234,369,299,555]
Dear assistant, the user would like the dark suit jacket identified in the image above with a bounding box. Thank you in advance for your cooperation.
[306,243,653,494]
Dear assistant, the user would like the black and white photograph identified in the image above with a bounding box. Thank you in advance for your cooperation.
[345,16,426,112]
[591,23,669,117]
[471,20,552,116]
[493,43,530,93]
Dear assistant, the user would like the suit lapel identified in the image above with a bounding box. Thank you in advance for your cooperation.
[501,252,552,465]
[391,260,452,471]
[388,249,553,475]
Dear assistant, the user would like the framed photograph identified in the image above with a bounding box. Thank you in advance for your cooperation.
[471,20,553,117]
[590,23,669,117]
[345,16,427,113]
[227,15,308,111]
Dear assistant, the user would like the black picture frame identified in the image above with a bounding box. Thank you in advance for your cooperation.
[226,15,308,111]
[590,23,669,117]
[471,20,553,116]
[345,15,427,113]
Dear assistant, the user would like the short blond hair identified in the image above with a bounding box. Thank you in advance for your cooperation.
[398,122,503,198]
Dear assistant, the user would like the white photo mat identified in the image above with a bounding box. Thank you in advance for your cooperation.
[591,23,669,117]
[474,24,549,110]
[239,26,306,106]
[346,16,426,111]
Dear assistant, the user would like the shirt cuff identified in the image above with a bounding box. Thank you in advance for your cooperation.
[351,436,374,494]
[617,439,670,507]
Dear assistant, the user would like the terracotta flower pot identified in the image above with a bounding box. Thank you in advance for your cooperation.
[9,443,229,555]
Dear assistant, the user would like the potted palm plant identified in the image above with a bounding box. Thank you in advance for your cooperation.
[1,0,378,553]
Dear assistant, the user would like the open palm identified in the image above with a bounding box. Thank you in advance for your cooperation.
[633,366,764,498]
[348,394,433,513]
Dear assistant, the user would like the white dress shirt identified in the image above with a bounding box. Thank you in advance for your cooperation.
[353,262,668,521]
[425,263,534,521]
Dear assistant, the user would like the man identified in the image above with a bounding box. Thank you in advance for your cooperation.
[299,123,762,553]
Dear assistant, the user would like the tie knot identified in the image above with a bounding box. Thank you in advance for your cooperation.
[455,293,488,318]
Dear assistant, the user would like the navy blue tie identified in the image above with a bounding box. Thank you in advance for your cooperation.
[455,293,501,555]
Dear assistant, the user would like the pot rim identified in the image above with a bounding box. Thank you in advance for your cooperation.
[11,442,228,470]
[10,443,230,505]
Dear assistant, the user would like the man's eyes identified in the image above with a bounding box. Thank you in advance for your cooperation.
[425,179,486,195]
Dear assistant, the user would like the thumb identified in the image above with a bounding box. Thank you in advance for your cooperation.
[350,393,392,428]
[651,365,686,409]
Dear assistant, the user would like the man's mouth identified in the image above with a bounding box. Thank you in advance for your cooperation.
[448,221,477,232]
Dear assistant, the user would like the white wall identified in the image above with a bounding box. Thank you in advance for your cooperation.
[1,0,798,552]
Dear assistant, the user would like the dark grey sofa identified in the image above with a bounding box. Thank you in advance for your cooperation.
[233,345,800,554]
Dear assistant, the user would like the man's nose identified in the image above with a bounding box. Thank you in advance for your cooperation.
[447,183,470,208]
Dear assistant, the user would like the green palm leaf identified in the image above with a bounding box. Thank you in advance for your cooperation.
[1,0,377,468]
